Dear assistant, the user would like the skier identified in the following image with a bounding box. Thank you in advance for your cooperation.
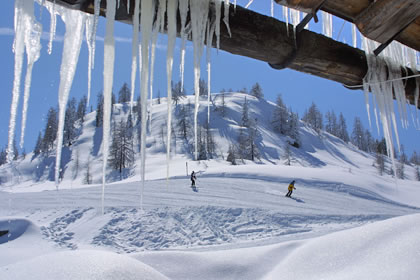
[285,180,296,197]
[190,171,197,187]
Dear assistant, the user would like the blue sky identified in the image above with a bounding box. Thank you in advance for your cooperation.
[0,0,418,156]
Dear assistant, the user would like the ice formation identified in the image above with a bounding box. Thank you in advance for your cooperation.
[352,23,357,48]
[166,0,178,179]
[46,0,56,54]
[8,0,36,161]
[85,15,95,105]
[54,6,86,188]
[20,13,42,148]
[102,0,117,212]
[322,11,332,38]
[179,0,189,88]
[130,0,140,113]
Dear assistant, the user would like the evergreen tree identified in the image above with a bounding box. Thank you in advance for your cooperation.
[109,118,135,178]
[177,103,190,140]
[364,129,375,153]
[157,90,161,104]
[13,139,19,160]
[118,82,131,103]
[351,117,366,151]
[204,122,216,159]
[42,107,58,153]
[247,119,260,161]
[64,97,77,146]
[172,80,186,105]
[238,87,248,94]
[284,142,291,166]
[396,145,406,179]
[227,144,237,165]
[241,96,250,128]
[410,151,418,165]
[302,102,323,133]
[34,132,43,156]
[250,82,264,99]
[272,94,289,135]
[376,138,387,155]
[217,92,226,118]
[95,93,104,127]
[76,95,87,123]
[337,112,349,142]
[199,79,208,96]
[84,156,92,184]
[325,110,338,136]
[0,148,6,166]
[288,110,301,147]
[415,166,420,181]
[375,151,385,175]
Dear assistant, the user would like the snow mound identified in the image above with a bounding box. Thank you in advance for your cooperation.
[0,218,36,244]
[0,250,169,280]
[265,213,420,280]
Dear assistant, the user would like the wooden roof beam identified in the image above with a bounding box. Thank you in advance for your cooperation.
[355,0,420,45]
[45,0,420,109]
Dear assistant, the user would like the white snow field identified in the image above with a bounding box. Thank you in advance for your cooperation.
[1,93,420,279]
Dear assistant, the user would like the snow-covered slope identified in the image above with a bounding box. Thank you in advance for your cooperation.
[1,93,420,279]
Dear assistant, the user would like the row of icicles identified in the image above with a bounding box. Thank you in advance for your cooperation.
[8,0,420,212]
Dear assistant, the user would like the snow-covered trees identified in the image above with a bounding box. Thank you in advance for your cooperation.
[118,83,131,103]
[236,97,260,162]
[199,79,208,96]
[241,96,250,127]
[95,93,104,127]
[33,132,42,156]
[176,103,190,140]
[272,95,300,147]
[171,80,186,105]
[64,97,77,146]
[351,117,365,151]
[42,107,58,153]
[375,151,385,175]
[325,110,338,136]
[250,82,264,99]
[337,112,350,143]
[302,102,323,133]
[76,95,87,123]
[109,117,135,178]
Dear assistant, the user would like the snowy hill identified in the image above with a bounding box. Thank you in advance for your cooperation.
[1,93,420,279]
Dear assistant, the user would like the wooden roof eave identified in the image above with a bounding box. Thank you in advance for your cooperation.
[46,0,420,109]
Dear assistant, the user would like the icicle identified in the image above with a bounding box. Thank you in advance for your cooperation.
[166,0,178,180]
[190,0,210,160]
[271,0,274,18]
[363,77,372,128]
[139,0,154,209]
[101,0,117,213]
[127,0,130,13]
[20,20,42,148]
[214,0,221,50]
[46,0,57,55]
[8,0,31,162]
[85,15,95,106]
[54,7,86,189]
[130,0,140,113]
[351,23,357,48]
[245,0,254,9]
[282,6,289,36]
[322,11,332,38]
[289,8,300,39]
[179,0,189,88]
[206,17,215,124]
[223,0,231,37]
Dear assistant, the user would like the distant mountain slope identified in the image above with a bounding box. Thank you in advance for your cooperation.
[0,92,418,188]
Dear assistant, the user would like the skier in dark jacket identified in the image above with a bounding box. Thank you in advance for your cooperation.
[191,171,197,186]
[285,180,296,197]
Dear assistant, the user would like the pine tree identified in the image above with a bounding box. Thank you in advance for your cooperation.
[177,103,190,140]
[375,151,385,175]
[95,93,104,127]
[0,148,6,166]
[64,97,77,146]
[217,92,226,118]
[172,80,186,105]
[415,166,420,181]
[157,90,161,104]
[284,142,291,166]
[302,102,323,133]
[288,110,300,147]
[84,156,92,184]
[396,145,406,179]
[410,151,419,165]
[76,95,87,123]
[272,94,289,135]
[13,139,19,160]
[250,82,264,99]
[205,122,216,159]
[227,144,237,165]
[337,112,349,142]
[34,132,43,156]
[109,118,135,179]
[118,82,131,103]
[42,107,58,153]
[351,117,366,151]
[198,79,208,96]
[325,110,338,136]
[247,119,260,161]
[241,96,250,128]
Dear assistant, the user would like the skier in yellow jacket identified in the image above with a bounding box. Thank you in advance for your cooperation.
[285,180,296,197]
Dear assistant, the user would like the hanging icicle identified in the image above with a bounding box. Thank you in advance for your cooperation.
[166,0,178,180]
[322,11,332,38]
[179,0,189,89]
[20,18,42,148]
[54,6,86,189]
[102,0,117,213]
[130,0,140,113]
[46,0,57,55]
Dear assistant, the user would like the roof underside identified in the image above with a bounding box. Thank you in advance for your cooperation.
[46,0,420,108]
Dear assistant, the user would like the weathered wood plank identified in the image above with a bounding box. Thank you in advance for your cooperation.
[45,0,420,109]
[275,0,420,52]
[355,0,420,44]
[274,0,325,14]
